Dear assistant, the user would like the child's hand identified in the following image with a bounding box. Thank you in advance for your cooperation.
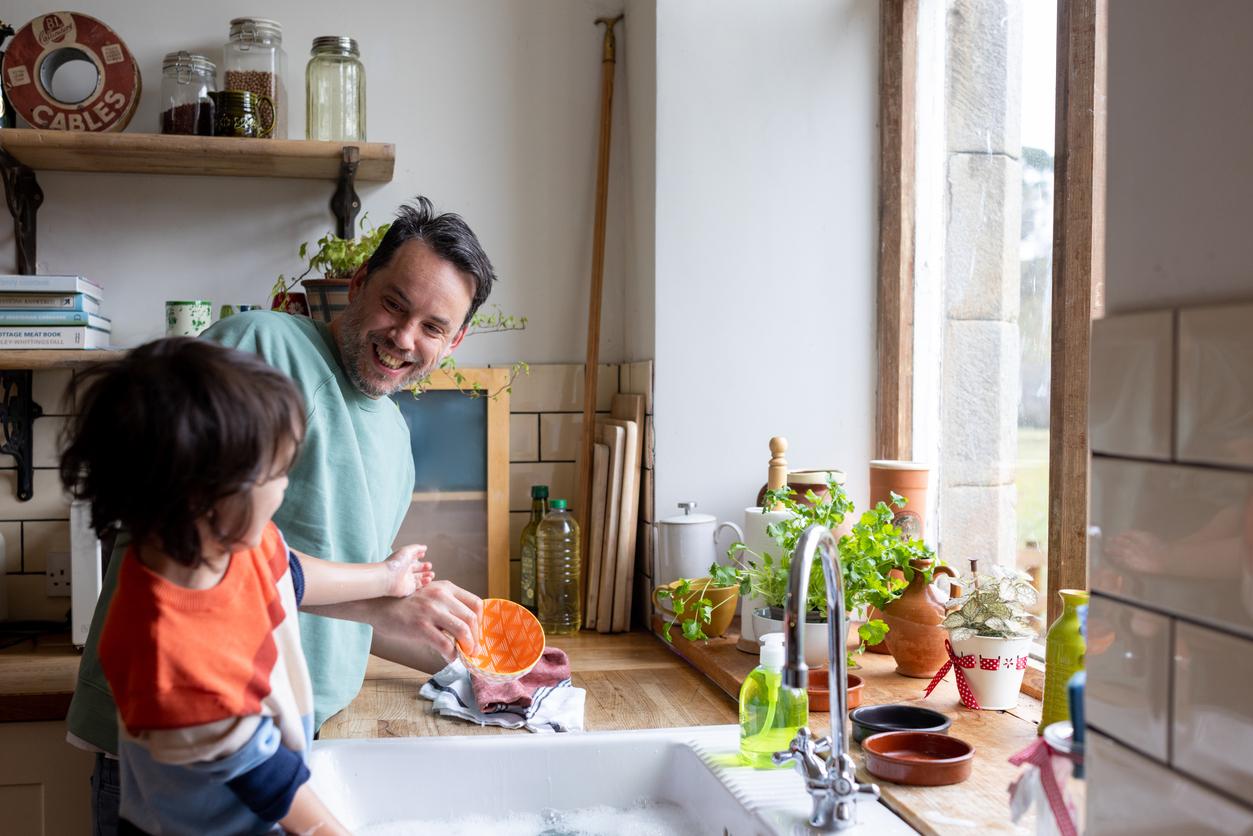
[383,544,433,598]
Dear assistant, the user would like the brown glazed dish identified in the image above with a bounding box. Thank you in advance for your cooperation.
[807,673,864,712]
[860,731,974,786]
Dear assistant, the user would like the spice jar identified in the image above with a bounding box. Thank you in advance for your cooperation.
[209,90,273,138]
[159,51,215,136]
[306,36,365,141]
[222,17,286,138]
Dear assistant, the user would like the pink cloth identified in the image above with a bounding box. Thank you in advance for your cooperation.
[469,647,571,712]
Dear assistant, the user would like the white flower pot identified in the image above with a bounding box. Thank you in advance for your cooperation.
[948,634,1033,710]
[751,608,860,668]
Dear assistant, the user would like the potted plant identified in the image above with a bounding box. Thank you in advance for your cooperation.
[937,561,1039,710]
[666,477,937,668]
[654,566,743,642]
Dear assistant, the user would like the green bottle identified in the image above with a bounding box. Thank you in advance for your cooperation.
[1039,588,1089,734]
[739,633,808,768]
[519,485,548,611]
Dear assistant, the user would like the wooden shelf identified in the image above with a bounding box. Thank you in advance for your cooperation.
[0,129,395,182]
[0,349,127,370]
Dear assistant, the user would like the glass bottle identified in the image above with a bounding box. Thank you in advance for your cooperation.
[537,498,581,635]
[159,52,215,136]
[519,484,549,611]
[1039,588,1089,733]
[305,36,366,141]
[739,633,808,768]
[222,17,286,139]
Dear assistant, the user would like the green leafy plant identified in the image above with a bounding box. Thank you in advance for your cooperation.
[655,564,746,643]
[942,562,1039,642]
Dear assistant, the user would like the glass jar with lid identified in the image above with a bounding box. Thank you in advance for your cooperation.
[306,36,365,141]
[222,17,286,139]
[159,51,215,136]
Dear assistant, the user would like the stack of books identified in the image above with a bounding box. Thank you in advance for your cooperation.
[0,275,110,349]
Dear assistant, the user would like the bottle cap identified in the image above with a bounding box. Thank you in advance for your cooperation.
[550,498,567,510]
[531,485,549,499]
[759,632,785,670]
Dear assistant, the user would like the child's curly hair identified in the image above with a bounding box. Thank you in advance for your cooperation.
[60,337,307,567]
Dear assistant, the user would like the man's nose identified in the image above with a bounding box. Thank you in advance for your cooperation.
[389,320,421,354]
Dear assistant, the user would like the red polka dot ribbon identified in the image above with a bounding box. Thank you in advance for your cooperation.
[923,639,982,710]
[1009,737,1078,836]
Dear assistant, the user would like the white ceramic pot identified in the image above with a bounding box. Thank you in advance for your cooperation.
[751,608,860,668]
[949,634,1033,710]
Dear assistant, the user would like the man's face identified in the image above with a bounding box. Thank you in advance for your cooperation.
[332,240,475,398]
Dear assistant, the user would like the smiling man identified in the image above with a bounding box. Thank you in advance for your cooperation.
[68,197,497,835]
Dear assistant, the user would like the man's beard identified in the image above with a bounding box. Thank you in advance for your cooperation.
[337,303,438,398]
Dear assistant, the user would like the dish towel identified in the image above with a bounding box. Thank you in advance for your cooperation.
[419,647,585,733]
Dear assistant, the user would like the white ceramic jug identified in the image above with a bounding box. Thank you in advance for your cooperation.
[732,506,793,651]
[654,502,742,586]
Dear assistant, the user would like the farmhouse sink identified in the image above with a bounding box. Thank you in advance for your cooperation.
[307,725,917,834]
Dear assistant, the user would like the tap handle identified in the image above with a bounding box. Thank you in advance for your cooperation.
[858,781,882,801]
[772,727,828,781]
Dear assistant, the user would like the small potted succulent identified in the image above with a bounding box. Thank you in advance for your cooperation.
[939,561,1039,710]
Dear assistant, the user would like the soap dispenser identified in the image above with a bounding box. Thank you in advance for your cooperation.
[739,632,808,768]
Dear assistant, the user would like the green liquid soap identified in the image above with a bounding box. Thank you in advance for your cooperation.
[739,633,808,769]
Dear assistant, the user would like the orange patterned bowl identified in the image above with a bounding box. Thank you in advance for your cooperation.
[457,598,546,683]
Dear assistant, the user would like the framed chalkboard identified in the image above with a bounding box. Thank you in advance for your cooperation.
[390,368,510,599]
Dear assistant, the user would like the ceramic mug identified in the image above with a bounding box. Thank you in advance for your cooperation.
[166,300,213,337]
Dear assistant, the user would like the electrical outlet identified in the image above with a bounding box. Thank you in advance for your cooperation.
[46,550,72,597]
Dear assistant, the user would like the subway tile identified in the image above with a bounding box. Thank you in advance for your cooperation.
[621,360,654,415]
[1085,595,1172,761]
[540,413,582,461]
[32,369,74,416]
[22,520,70,575]
[1086,732,1253,835]
[509,364,618,413]
[1173,622,1253,805]
[509,414,538,463]
[0,521,19,572]
[4,574,71,621]
[508,462,575,513]
[1089,458,1253,637]
[1090,311,1173,459]
[1178,304,1253,467]
[0,470,71,521]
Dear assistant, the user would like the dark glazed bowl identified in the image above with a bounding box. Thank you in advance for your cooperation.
[860,731,974,786]
[849,704,952,745]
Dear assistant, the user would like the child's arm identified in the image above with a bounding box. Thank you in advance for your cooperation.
[280,783,351,835]
[292,544,434,606]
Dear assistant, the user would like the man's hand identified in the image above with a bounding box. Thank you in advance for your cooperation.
[381,544,434,598]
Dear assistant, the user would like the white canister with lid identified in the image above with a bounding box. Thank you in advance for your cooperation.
[654,502,742,587]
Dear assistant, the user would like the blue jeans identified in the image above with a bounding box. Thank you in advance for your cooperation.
[91,754,121,836]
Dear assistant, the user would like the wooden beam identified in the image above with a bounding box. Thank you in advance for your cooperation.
[876,0,918,461]
[1047,0,1106,626]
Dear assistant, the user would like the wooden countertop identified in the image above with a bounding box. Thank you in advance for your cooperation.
[0,632,80,722]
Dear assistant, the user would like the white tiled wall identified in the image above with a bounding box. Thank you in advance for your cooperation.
[1087,303,1253,830]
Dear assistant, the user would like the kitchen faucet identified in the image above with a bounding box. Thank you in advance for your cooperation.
[772,525,881,830]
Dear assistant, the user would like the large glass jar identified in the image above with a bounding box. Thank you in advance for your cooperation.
[222,17,286,139]
[306,36,365,141]
[159,51,215,136]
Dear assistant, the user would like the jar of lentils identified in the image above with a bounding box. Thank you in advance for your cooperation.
[222,17,286,139]
[159,51,215,136]
[306,36,366,141]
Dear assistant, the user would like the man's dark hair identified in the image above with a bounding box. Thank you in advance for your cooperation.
[365,195,496,329]
[60,338,307,567]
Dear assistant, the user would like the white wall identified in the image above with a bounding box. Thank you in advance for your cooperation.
[0,0,637,363]
[652,0,880,525]
[1105,0,1253,314]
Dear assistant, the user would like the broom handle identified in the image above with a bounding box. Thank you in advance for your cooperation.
[577,14,623,601]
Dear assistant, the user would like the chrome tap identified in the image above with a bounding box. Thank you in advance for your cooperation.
[771,525,880,830]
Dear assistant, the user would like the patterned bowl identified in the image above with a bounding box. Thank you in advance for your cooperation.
[457,598,546,683]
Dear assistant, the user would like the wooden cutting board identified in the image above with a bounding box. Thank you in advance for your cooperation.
[600,415,639,633]
[610,394,646,625]
[582,442,609,630]
[593,422,625,632]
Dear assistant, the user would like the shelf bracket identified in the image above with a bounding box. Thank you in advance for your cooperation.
[332,146,361,240]
[0,145,43,275]
[0,370,44,502]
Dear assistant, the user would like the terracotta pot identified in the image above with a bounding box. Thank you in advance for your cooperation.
[868,460,930,541]
[652,578,739,639]
[881,559,957,678]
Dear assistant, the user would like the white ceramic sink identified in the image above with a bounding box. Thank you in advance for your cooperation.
[308,725,918,834]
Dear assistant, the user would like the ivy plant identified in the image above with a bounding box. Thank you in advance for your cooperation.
[941,562,1039,642]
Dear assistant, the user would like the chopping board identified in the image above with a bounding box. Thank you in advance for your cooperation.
[610,394,646,625]
[593,422,625,632]
[600,414,639,632]
[582,442,609,630]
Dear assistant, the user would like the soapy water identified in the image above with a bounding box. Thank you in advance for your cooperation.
[357,800,702,836]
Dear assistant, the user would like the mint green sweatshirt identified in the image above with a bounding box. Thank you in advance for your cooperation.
[67,312,415,751]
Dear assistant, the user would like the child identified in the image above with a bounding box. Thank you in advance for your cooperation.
[60,338,431,835]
